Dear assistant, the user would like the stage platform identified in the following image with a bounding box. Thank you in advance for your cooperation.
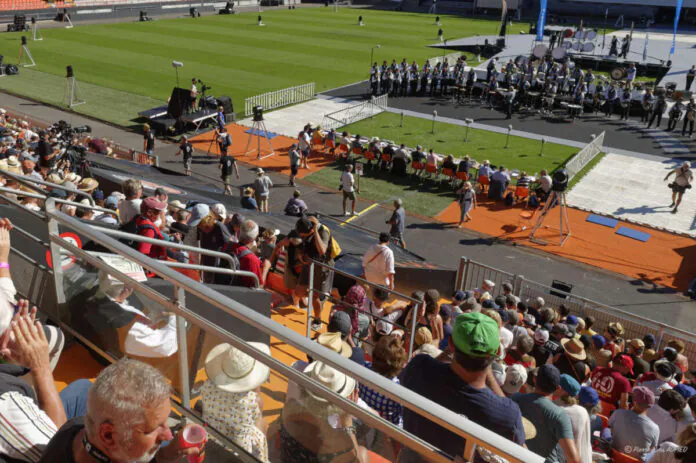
[432,28,696,89]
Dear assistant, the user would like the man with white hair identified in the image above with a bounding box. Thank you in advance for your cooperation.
[222,219,262,287]
[38,358,204,463]
[474,279,495,302]
[664,161,693,214]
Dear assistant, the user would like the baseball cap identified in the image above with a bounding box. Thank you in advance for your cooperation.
[592,335,606,350]
[523,313,536,327]
[654,359,678,382]
[497,309,509,323]
[142,196,166,212]
[663,347,678,363]
[533,329,549,345]
[211,203,227,219]
[629,339,645,349]
[453,290,466,302]
[328,311,351,340]
[439,304,452,320]
[104,196,119,209]
[579,386,599,406]
[491,361,506,387]
[536,364,561,393]
[643,333,656,347]
[452,312,500,357]
[460,298,482,313]
[614,354,635,375]
[92,189,105,201]
[187,203,210,227]
[566,315,578,326]
[482,299,499,309]
[674,383,696,399]
[560,374,581,397]
[503,364,528,395]
[633,386,655,408]
[552,323,568,337]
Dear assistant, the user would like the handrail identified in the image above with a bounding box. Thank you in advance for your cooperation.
[90,227,260,287]
[44,203,544,463]
[0,185,117,217]
[0,186,45,220]
[1,170,95,205]
[159,260,261,284]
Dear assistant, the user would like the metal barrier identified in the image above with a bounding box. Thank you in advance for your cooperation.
[307,260,423,358]
[456,256,696,365]
[244,82,315,117]
[565,131,605,180]
[40,202,543,463]
[321,94,388,130]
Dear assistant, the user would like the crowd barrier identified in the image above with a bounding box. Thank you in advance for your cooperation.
[455,256,696,366]
[243,82,315,118]
[322,94,388,130]
[565,130,605,180]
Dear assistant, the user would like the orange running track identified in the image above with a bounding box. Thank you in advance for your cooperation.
[190,123,334,179]
[435,195,696,292]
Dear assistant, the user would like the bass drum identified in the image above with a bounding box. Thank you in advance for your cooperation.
[582,42,595,53]
[561,41,572,49]
[532,44,548,58]
[575,30,585,40]
[572,42,582,51]
[515,55,529,67]
[585,29,598,41]
[610,67,626,80]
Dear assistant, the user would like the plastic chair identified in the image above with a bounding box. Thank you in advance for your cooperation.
[442,167,456,185]
[364,151,377,162]
[456,171,469,182]
[352,146,364,155]
[518,210,535,231]
[611,449,642,463]
[312,132,324,149]
[596,413,609,430]
[515,186,530,202]
[425,164,439,180]
[381,153,392,163]
[411,161,425,176]
[600,400,616,417]
[478,175,490,192]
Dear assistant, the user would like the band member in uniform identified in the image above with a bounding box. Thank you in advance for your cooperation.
[420,68,429,96]
[604,83,618,118]
[626,63,637,89]
[486,58,497,82]
[431,63,441,96]
[641,88,654,123]
[687,65,696,91]
[609,36,619,56]
[619,87,632,120]
[683,97,696,137]
[441,64,451,96]
[593,80,605,115]
[370,71,379,96]
[410,62,419,95]
[505,87,516,119]
[401,68,410,96]
[667,99,684,131]
[485,75,499,108]
[574,82,587,106]
[584,69,595,86]
[466,67,477,98]
[648,94,667,128]
[543,80,558,111]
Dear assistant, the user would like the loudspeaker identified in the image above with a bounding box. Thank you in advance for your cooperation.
[216,95,234,115]
[550,280,573,299]
[167,87,191,119]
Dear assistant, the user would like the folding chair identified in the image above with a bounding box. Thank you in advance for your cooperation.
[312,132,324,150]
[325,139,336,157]
[611,449,642,463]
[518,209,535,231]
[425,164,439,181]
[442,167,456,186]
[411,161,425,177]
[515,186,530,203]
[478,175,490,193]
[596,414,609,430]
[600,400,616,417]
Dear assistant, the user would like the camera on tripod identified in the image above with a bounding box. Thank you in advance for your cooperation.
[253,105,264,122]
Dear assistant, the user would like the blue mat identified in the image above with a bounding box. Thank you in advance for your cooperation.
[616,226,651,242]
[586,214,619,228]
[244,128,279,139]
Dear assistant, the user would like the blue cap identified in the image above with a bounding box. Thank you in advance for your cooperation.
[592,335,606,350]
[560,374,581,397]
[497,309,509,323]
[674,384,696,399]
[536,364,561,393]
[104,196,119,209]
[566,315,578,326]
[482,299,499,309]
[453,290,466,301]
[579,386,599,406]
[644,334,656,344]
[92,189,105,201]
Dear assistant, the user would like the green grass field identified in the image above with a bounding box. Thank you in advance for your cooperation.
[305,112,579,217]
[0,8,500,126]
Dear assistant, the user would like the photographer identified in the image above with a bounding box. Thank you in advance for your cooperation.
[665,161,693,214]
[36,131,60,171]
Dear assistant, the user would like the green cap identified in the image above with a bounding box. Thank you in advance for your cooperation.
[452,312,500,357]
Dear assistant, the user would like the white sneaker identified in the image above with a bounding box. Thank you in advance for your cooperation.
[344,212,350,216]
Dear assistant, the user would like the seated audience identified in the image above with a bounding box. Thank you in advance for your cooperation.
[608,386,659,461]
[555,374,592,463]
[220,219,263,287]
[284,190,307,217]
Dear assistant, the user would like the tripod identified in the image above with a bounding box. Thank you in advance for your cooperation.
[18,43,35,67]
[63,76,85,108]
[244,118,274,160]
[529,190,571,246]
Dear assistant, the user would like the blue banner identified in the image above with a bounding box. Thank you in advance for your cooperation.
[671,0,683,54]
[536,0,547,42]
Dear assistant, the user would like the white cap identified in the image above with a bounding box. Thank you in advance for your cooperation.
[503,364,528,395]
[211,203,227,219]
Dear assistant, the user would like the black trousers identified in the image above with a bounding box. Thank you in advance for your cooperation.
[667,115,680,131]
[621,104,630,120]
[648,110,662,128]
[683,118,694,136]
[641,107,652,123]
[687,76,694,91]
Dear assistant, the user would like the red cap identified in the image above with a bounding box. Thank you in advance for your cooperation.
[615,354,634,375]
[142,196,167,212]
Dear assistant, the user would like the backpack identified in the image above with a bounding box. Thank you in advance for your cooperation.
[217,243,254,285]
[322,225,342,260]
[120,217,157,249]
[528,194,540,209]
[285,201,303,217]
[504,192,515,206]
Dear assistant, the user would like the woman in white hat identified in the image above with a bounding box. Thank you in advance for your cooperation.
[252,168,273,213]
[280,361,367,463]
[202,342,271,462]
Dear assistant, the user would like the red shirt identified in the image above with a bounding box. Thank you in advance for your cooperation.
[591,367,632,407]
[228,243,263,287]
[136,217,167,260]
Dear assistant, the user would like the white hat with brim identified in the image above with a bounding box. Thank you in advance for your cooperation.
[316,332,352,358]
[204,342,271,393]
[303,361,356,402]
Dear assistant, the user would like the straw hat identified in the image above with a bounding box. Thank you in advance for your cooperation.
[303,361,356,402]
[64,172,81,184]
[204,342,271,393]
[522,417,537,440]
[169,199,187,212]
[46,173,63,184]
[78,178,99,192]
[561,337,587,361]
[7,156,19,168]
[316,332,352,358]
[0,159,9,171]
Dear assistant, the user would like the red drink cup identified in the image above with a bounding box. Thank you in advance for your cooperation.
[180,424,207,463]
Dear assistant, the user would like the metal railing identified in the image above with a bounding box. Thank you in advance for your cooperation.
[565,131,605,180]
[243,82,315,118]
[41,202,544,463]
[455,256,696,365]
[321,94,388,130]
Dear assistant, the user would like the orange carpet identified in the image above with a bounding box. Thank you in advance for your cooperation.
[189,123,335,179]
[436,194,696,292]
